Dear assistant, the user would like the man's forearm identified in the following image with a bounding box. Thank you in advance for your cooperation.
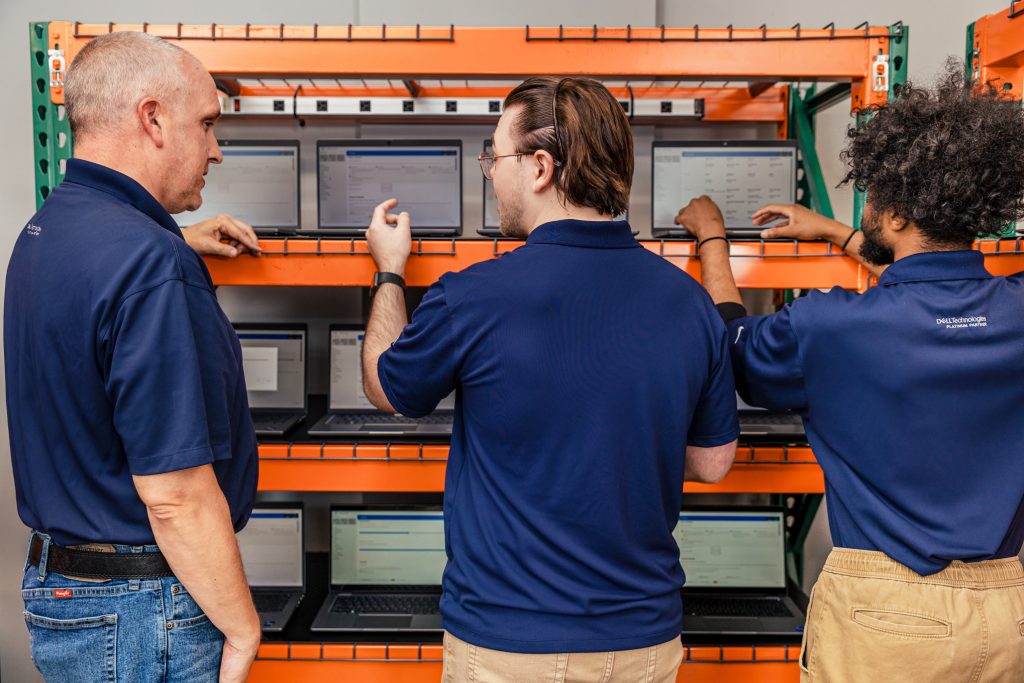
[362,283,408,410]
[697,241,743,306]
[137,468,259,647]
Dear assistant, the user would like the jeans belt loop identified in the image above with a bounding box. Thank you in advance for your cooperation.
[35,532,51,582]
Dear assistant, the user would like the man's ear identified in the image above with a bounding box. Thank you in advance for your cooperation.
[885,210,910,233]
[137,97,165,148]
[530,149,557,194]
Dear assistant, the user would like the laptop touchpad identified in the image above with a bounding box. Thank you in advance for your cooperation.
[356,615,415,628]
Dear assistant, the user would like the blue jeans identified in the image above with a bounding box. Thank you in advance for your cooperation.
[21,532,223,683]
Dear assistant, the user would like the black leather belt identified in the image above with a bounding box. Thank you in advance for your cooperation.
[29,535,174,580]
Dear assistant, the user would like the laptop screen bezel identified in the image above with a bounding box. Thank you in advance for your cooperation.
[328,503,446,590]
[316,139,464,231]
[650,139,798,232]
[240,500,306,591]
[677,505,791,596]
[232,322,309,414]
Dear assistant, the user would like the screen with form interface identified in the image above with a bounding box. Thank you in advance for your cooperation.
[236,328,305,410]
[236,508,303,588]
[318,142,461,229]
[178,143,299,228]
[673,511,786,589]
[329,329,455,412]
[652,144,795,230]
[331,510,446,585]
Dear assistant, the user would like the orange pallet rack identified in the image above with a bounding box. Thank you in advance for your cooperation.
[30,20,930,683]
[249,642,802,683]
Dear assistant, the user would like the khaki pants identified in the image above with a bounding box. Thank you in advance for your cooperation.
[801,548,1024,683]
[442,632,683,683]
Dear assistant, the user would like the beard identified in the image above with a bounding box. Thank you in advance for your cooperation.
[858,209,895,266]
[498,191,528,239]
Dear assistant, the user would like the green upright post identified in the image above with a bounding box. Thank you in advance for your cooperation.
[30,21,73,209]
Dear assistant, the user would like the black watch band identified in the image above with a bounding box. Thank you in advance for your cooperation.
[373,271,406,293]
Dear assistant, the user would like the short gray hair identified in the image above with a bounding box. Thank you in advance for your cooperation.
[64,31,193,139]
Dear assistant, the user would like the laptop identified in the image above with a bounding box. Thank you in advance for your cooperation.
[306,325,455,438]
[311,505,446,632]
[737,393,805,438]
[675,507,806,636]
[651,140,797,238]
[478,139,629,237]
[177,139,301,235]
[234,323,308,437]
[317,139,463,236]
[236,503,306,633]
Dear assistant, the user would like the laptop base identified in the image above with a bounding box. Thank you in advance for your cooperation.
[254,591,304,633]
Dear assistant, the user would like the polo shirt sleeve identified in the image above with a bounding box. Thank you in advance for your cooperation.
[687,319,741,447]
[727,305,808,412]
[377,280,458,418]
[105,279,216,476]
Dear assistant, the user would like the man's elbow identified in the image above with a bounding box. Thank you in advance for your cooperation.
[133,466,217,521]
[686,441,738,483]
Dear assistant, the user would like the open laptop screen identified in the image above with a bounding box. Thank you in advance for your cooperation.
[331,509,447,586]
[329,328,455,412]
[178,141,300,229]
[237,507,304,588]
[235,326,306,410]
[652,142,796,231]
[673,510,786,589]
[318,140,462,230]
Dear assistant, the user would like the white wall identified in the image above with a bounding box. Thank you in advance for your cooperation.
[0,1,1010,679]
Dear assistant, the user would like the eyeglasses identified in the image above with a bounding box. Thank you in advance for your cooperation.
[477,152,529,180]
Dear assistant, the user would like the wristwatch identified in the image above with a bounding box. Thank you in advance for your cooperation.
[372,271,406,293]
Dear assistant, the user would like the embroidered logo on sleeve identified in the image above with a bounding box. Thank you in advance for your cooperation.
[936,316,987,330]
[25,223,42,237]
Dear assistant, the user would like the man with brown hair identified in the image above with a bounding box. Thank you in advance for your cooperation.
[359,76,739,681]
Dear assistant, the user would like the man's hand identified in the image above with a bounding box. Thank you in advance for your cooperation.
[675,196,727,241]
[752,203,851,242]
[182,215,261,258]
[219,637,260,683]
[366,198,412,275]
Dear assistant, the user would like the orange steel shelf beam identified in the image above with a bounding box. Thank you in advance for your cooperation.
[47,22,894,111]
[249,643,800,682]
[256,444,823,494]
[206,239,869,292]
[206,238,1024,293]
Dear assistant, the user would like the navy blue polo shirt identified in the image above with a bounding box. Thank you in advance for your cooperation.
[378,219,739,653]
[5,159,258,547]
[727,250,1024,575]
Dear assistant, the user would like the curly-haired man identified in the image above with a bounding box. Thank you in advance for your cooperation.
[677,61,1024,683]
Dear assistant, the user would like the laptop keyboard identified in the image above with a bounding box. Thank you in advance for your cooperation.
[334,413,452,425]
[253,412,300,431]
[331,594,440,615]
[684,597,793,618]
[739,414,803,426]
[253,592,293,613]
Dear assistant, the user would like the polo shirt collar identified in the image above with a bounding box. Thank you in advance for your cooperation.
[63,158,184,239]
[877,250,991,286]
[526,219,639,249]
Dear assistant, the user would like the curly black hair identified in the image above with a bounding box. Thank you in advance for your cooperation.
[841,59,1024,245]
